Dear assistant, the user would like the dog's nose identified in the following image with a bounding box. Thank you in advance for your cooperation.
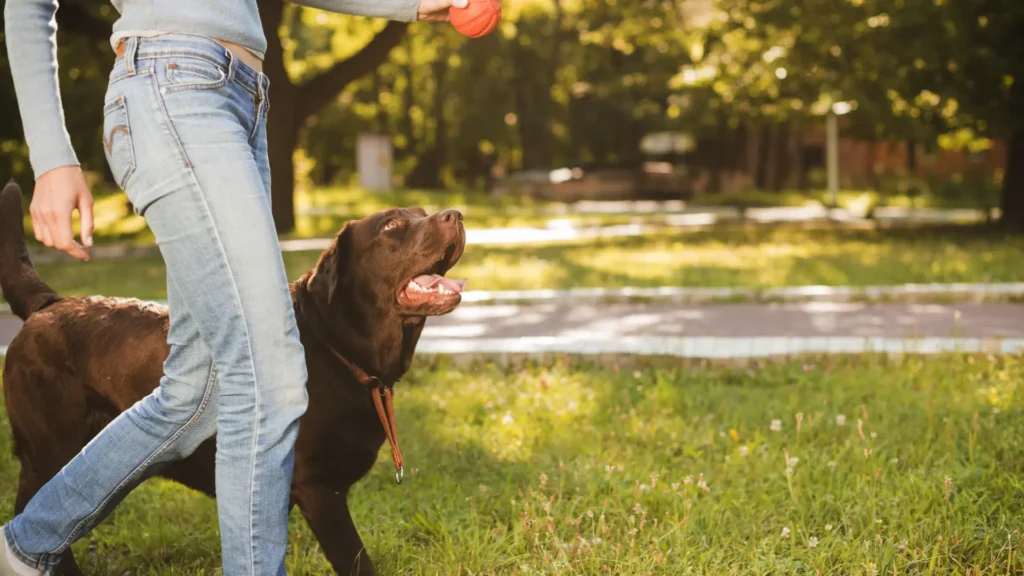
[438,209,463,224]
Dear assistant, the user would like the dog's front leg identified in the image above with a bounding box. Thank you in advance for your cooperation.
[296,484,375,576]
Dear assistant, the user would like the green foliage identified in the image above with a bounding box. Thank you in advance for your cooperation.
[1,0,1019,206]
[677,0,1023,147]
[3,355,1024,573]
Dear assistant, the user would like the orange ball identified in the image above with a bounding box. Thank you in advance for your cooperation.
[450,0,501,39]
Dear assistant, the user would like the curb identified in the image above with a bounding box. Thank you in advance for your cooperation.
[416,336,1024,358]
[4,336,1022,362]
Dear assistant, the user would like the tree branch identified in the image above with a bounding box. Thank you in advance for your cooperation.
[0,0,112,41]
[297,21,408,120]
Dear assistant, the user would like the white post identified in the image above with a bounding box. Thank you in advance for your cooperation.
[357,133,393,191]
[826,112,839,209]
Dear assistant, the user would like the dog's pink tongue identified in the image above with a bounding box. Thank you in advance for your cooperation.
[413,274,467,293]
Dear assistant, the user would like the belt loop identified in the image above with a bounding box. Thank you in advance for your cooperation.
[225,48,238,84]
[124,37,139,76]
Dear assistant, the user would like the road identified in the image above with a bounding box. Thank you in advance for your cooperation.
[3,302,1022,351]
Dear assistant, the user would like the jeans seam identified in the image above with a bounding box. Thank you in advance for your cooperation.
[173,154,264,576]
[150,74,195,169]
[40,361,219,565]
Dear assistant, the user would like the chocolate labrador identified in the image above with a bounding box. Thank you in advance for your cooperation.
[0,182,466,575]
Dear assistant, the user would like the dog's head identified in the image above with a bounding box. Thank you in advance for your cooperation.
[306,207,467,320]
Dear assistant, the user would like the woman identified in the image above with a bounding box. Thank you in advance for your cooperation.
[1,0,465,574]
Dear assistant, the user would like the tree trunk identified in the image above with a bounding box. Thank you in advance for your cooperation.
[260,0,297,233]
[745,121,762,190]
[708,112,727,194]
[371,70,388,133]
[765,122,781,191]
[1000,77,1024,232]
[258,0,408,232]
[1001,128,1024,232]
[906,138,917,174]
[406,47,448,189]
[787,121,804,190]
[399,38,417,158]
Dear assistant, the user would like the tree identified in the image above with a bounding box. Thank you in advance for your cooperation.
[676,0,1024,226]
[258,0,409,232]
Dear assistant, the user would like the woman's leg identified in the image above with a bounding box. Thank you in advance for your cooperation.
[5,36,307,575]
[4,244,220,572]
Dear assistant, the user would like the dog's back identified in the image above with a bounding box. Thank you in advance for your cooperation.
[0,182,195,519]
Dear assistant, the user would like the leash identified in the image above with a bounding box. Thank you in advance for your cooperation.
[298,292,405,484]
[323,345,405,484]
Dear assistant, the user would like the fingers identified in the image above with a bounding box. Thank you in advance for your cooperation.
[51,205,90,261]
[29,204,42,242]
[417,0,465,20]
[79,193,94,248]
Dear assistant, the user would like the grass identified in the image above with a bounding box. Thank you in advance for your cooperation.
[48,187,649,247]
[17,224,1024,303]
[2,354,1023,574]
[31,184,998,249]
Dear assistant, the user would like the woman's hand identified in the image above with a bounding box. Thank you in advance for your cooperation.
[30,165,93,261]
[417,0,468,21]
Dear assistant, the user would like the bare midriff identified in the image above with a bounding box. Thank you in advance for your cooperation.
[216,38,263,72]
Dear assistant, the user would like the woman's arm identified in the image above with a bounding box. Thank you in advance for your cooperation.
[4,0,79,178]
[289,0,465,22]
[4,0,94,261]
[289,0,420,22]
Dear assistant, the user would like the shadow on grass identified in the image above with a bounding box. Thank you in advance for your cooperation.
[2,354,1024,573]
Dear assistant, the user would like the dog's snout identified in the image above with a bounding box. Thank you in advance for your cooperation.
[438,209,463,224]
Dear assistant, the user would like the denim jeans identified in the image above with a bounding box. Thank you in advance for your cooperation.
[4,34,308,575]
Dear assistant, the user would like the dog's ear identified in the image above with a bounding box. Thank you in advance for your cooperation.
[309,223,352,305]
[408,206,428,218]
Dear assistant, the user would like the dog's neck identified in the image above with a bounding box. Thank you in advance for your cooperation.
[293,277,422,386]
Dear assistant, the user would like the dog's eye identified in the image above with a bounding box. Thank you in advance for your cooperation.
[383,219,402,231]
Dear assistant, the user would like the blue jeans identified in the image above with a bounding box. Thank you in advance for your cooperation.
[4,35,308,575]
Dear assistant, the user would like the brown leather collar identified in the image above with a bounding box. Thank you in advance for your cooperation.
[320,344,405,484]
[298,292,405,484]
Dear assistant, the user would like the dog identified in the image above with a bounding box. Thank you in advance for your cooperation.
[0,181,466,575]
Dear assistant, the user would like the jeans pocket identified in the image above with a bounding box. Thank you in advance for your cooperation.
[102,96,137,190]
[165,58,229,93]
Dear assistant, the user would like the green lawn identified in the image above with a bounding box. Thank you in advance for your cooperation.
[2,354,1023,574]
[19,225,1024,303]
[32,185,997,249]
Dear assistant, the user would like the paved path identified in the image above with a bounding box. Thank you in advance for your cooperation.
[4,302,1023,358]
[422,302,1024,340]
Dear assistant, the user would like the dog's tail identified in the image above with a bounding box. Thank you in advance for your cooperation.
[0,181,60,320]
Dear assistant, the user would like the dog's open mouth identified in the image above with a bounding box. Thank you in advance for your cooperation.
[398,274,467,307]
[396,248,467,309]
[396,230,467,312]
